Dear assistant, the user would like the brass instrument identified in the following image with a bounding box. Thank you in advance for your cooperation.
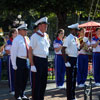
[79,37,83,44]
[79,37,89,52]
[0,36,6,57]
[79,36,93,61]
[83,43,89,52]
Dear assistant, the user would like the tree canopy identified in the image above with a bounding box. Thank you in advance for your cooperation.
[0,0,99,31]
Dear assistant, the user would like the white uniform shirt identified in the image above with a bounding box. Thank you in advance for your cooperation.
[63,34,78,57]
[91,37,100,52]
[53,38,63,55]
[5,39,12,55]
[5,45,12,51]
[53,43,62,54]
[30,30,50,58]
[5,45,12,55]
[11,34,30,67]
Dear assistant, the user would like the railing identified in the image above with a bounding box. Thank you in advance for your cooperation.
[0,54,56,81]
[48,60,55,80]
[84,55,93,100]
[48,54,55,81]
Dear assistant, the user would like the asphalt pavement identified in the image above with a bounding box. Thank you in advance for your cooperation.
[0,80,100,100]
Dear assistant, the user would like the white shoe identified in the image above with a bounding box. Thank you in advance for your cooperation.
[72,99,77,100]
[95,83,100,87]
[57,85,65,89]
[22,95,28,99]
[78,84,85,88]
[10,91,15,95]
[22,95,29,100]
[17,96,22,100]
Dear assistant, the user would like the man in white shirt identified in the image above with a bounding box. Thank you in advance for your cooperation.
[62,23,79,100]
[11,24,30,100]
[29,17,50,100]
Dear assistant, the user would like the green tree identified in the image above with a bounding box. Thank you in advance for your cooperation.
[0,0,99,30]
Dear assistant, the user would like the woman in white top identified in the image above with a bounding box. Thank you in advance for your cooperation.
[53,29,65,89]
[5,28,18,94]
[77,28,90,87]
[91,28,100,86]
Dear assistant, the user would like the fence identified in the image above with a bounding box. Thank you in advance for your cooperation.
[0,53,56,81]
[48,52,55,80]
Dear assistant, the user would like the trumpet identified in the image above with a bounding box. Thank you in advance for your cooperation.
[79,37,88,52]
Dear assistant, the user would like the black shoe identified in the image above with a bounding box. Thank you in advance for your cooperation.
[22,98,30,100]
[21,98,30,100]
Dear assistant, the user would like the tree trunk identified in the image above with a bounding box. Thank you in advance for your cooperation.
[56,12,67,30]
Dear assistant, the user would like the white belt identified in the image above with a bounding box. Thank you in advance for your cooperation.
[17,56,27,59]
[34,54,47,58]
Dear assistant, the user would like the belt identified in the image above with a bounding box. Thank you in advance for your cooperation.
[94,52,100,53]
[79,54,88,55]
[56,54,62,55]
[17,56,27,59]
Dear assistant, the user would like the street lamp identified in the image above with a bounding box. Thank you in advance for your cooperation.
[18,15,22,19]
[13,15,25,27]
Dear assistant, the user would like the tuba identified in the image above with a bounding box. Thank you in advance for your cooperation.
[0,36,6,57]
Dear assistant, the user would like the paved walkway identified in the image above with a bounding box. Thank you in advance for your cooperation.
[0,80,100,100]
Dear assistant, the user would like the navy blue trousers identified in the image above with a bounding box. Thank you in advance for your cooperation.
[0,58,2,80]
[31,56,48,100]
[14,57,29,99]
[54,55,65,87]
[77,54,88,85]
[93,53,100,83]
[7,55,14,92]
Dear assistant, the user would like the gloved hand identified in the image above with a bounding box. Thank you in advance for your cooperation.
[31,65,37,72]
[13,66,17,70]
[83,37,88,42]
[65,62,71,67]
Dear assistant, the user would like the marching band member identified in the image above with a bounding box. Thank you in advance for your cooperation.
[0,57,1,80]
[5,28,18,94]
[53,29,65,89]
[11,24,30,100]
[77,28,90,87]
[62,23,79,100]
[0,36,5,80]
[0,35,6,80]
[91,28,100,86]
[29,17,50,100]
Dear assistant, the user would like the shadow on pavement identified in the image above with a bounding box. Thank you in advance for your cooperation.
[0,81,100,100]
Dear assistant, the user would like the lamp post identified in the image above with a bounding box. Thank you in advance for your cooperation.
[13,15,25,27]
